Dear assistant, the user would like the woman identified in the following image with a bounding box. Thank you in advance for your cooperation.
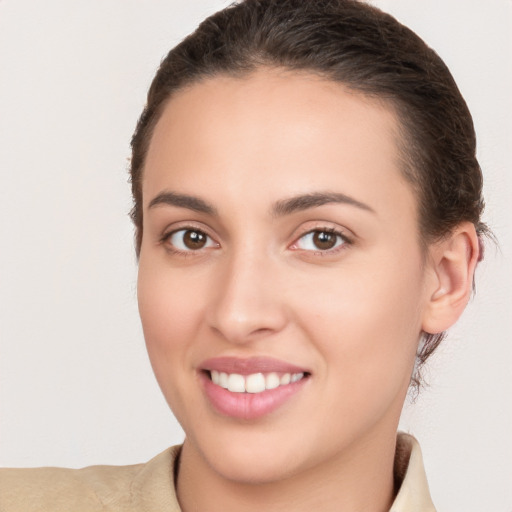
[0,1,506,511]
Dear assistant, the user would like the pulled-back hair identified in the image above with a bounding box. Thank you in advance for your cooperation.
[130,0,488,384]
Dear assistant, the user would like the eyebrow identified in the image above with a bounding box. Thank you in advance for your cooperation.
[147,190,375,217]
[148,191,217,215]
[271,192,375,217]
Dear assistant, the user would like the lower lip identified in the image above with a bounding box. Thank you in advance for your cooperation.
[200,372,308,420]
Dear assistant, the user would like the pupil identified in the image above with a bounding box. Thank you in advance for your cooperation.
[184,230,206,249]
[313,231,336,250]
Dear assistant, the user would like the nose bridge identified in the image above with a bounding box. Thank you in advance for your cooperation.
[207,244,286,343]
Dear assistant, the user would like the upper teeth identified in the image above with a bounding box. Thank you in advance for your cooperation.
[210,371,304,393]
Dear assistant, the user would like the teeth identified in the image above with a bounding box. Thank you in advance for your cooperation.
[280,373,291,385]
[227,373,245,393]
[245,373,266,393]
[219,371,229,388]
[265,372,280,389]
[209,371,305,393]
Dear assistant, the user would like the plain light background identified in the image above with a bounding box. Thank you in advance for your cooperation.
[0,1,510,510]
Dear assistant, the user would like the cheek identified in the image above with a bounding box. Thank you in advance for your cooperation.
[137,260,203,397]
[296,253,424,402]
[137,261,217,436]
[138,254,203,339]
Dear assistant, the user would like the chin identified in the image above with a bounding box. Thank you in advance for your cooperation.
[188,426,311,485]
[211,450,302,485]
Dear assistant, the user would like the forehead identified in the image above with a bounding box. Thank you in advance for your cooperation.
[143,68,416,223]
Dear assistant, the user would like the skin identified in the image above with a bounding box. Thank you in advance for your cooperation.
[137,68,478,512]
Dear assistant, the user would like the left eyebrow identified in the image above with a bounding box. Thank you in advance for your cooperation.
[271,192,376,217]
[148,191,217,216]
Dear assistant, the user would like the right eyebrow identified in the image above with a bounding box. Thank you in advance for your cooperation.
[271,191,376,217]
[148,191,217,216]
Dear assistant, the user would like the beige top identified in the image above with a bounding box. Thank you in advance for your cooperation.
[0,433,435,512]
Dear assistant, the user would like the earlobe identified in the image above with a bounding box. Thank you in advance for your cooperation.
[422,222,480,334]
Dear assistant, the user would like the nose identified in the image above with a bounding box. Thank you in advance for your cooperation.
[206,250,288,344]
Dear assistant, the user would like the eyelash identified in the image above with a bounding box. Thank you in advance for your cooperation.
[290,227,352,255]
[160,226,352,256]
[160,227,218,256]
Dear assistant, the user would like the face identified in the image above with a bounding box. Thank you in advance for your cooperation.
[137,69,432,484]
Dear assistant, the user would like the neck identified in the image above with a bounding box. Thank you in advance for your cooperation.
[176,427,398,512]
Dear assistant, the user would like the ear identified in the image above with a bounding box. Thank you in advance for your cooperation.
[422,222,480,334]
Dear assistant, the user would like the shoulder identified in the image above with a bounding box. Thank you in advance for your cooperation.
[0,463,141,512]
[0,446,182,512]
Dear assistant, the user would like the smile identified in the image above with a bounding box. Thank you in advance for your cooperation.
[199,357,310,420]
[209,370,305,394]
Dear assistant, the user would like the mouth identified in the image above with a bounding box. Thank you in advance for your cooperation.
[199,357,310,420]
[205,369,308,393]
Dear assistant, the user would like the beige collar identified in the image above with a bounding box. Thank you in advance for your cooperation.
[390,432,436,511]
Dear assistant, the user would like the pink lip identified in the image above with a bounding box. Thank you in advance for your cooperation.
[199,356,310,420]
[200,356,308,375]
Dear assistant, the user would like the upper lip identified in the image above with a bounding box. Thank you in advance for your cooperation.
[199,356,309,375]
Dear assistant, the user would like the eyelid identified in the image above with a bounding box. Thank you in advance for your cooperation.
[289,223,354,253]
[160,222,220,254]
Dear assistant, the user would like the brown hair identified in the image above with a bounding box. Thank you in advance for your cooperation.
[130,0,488,383]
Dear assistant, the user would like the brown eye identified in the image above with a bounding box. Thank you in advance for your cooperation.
[168,229,216,252]
[312,231,337,250]
[183,230,207,249]
[294,229,346,252]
